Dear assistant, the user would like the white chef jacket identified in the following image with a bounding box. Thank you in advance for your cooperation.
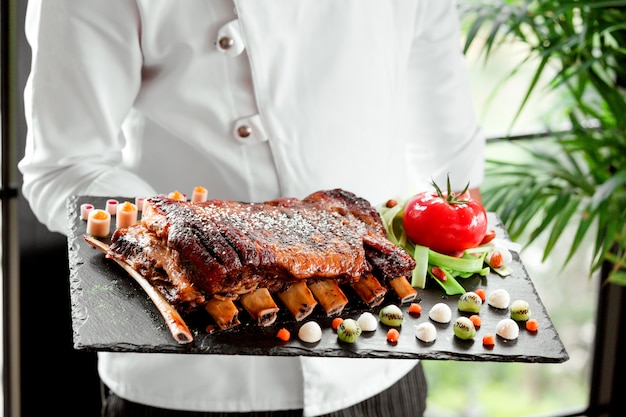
[20,0,484,415]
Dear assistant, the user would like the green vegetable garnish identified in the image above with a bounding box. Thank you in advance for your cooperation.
[377,197,508,296]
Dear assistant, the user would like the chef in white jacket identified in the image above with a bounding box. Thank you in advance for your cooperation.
[19,1,485,416]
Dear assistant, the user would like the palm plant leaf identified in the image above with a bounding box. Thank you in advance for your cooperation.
[543,196,581,262]
[527,190,570,244]
[565,200,598,266]
[509,55,550,128]
[461,0,626,283]
[590,170,626,210]
[593,204,622,270]
[608,271,626,286]
[508,183,547,234]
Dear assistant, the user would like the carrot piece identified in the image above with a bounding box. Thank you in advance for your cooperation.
[482,334,495,347]
[474,288,486,302]
[276,328,291,342]
[469,314,481,328]
[385,199,398,208]
[431,266,447,281]
[526,318,539,332]
[408,303,422,316]
[331,317,344,331]
[387,328,400,344]
[489,251,504,268]
[480,229,496,245]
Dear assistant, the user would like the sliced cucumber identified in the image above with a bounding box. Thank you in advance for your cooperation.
[378,202,405,247]
[491,264,513,277]
[477,266,491,276]
[428,266,466,295]
[428,249,485,273]
[411,244,429,288]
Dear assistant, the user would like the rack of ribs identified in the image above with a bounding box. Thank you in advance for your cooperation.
[95,189,417,335]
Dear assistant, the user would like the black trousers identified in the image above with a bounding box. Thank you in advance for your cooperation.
[101,361,427,417]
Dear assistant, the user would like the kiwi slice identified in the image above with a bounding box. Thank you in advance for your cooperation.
[453,317,476,340]
[379,304,404,327]
[510,299,531,321]
[457,292,482,313]
[337,318,362,343]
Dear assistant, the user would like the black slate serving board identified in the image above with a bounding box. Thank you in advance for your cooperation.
[67,195,569,363]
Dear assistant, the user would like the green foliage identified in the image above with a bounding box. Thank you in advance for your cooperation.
[460,0,626,283]
[423,360,589,416]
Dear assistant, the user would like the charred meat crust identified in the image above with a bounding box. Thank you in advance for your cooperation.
[109,189,416,311]
[107,226,206,311]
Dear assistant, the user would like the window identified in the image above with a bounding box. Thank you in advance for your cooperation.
[422,2,606,415]
[423,78,597,417]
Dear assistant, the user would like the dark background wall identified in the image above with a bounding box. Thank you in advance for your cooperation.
[14,2,101,415]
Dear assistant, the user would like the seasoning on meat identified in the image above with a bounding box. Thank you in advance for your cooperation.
[104,189,417,328]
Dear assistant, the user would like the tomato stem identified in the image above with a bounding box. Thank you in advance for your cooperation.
[431,174,471,205]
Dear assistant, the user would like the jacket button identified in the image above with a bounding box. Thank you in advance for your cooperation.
[218,36,234,50]
[237,125,252,138]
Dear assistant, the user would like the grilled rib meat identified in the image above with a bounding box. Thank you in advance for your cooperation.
[107,189,416,312]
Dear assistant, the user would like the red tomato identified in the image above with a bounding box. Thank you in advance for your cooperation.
[402,187,488,254]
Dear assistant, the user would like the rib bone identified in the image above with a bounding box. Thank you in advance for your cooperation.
[83,235,193,344]
[277,281,318,321]
[388,276,418,303]
[351,274,388,307]
[240,287,280,326]
[308,279,349,316]
[204,297,241,330]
